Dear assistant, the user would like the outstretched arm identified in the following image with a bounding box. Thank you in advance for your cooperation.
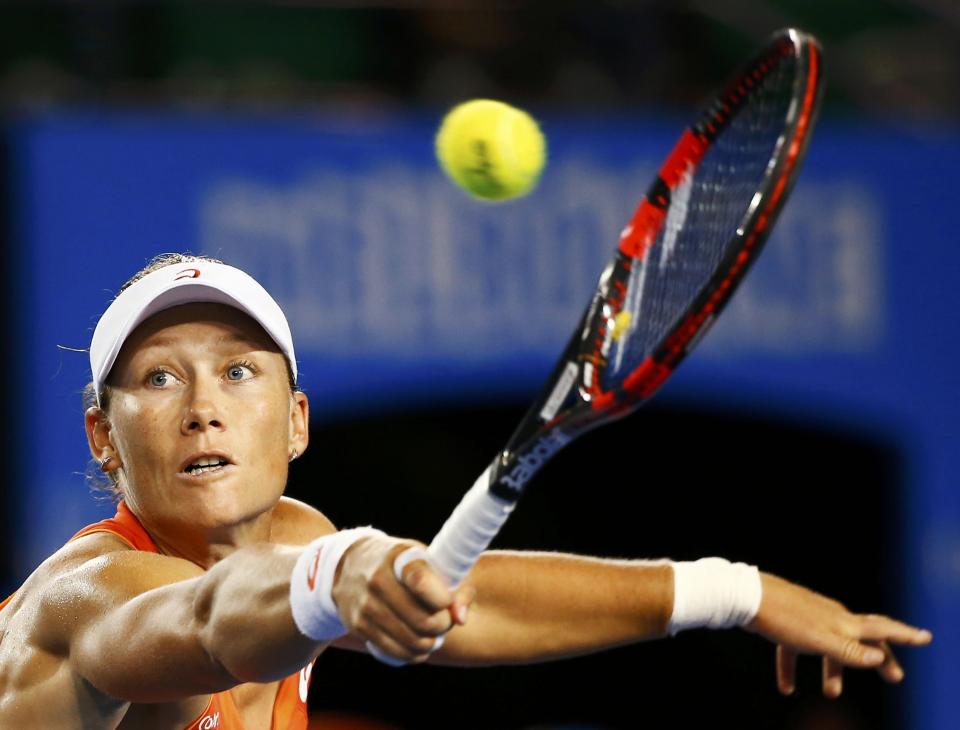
[441,553,931,694]
[433,551,674,665]
[331,550,672,664]
[331,546,931,696]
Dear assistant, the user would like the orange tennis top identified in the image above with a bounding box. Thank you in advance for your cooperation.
[1,502,313,730]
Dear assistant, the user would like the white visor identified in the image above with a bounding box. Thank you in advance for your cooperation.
[90,261,297,400]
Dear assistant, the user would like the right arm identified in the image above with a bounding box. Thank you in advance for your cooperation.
[42,544,319,703]
[44,529,461,704]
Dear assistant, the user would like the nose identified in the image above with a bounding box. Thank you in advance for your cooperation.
[181,382,225,435]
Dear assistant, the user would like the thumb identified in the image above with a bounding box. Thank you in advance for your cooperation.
[451,584,477,625]
[400,560,455,611]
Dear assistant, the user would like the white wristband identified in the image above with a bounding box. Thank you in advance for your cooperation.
[290,527,385,641]
[667,557,763,635]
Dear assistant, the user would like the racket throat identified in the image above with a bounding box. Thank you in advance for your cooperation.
[492,429,574,499]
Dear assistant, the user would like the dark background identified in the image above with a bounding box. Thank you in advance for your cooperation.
[1,2,957,118]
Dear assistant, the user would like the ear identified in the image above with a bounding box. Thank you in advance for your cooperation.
[85,406,115,462]
[288,391,309,460]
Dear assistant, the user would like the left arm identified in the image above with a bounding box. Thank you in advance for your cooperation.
[279,495,929,694]
[331,545,931,696]
[330,548,675,665]
[431,550,673,665]
[438,552,931,695]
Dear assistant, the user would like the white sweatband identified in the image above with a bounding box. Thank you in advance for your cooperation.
[667,557,763,635]
[290,527,385,641]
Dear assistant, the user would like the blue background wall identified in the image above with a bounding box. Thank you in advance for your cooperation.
[7,110,959,728]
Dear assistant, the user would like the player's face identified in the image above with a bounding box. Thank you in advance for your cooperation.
[101,303,308,535]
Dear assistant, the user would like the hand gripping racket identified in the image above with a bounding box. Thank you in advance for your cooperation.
[369,27,824,664]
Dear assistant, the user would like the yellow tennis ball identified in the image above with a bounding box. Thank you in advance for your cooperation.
[435,99,546,201]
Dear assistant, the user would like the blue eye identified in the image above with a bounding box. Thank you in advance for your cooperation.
[149,371,169,387]
[226,363,252,381]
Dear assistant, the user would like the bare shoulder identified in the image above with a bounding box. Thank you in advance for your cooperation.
[270,496,336,546]
[6,533,203,656]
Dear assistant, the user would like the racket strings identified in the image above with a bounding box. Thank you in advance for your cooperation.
[601,53,798,391]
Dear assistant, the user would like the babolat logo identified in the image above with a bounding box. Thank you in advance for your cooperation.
[499,431,572,492]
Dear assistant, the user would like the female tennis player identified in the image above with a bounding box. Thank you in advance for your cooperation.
[0,254,931,729]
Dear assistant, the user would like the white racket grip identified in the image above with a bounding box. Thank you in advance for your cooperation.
[368,465,514,666]
[425,464,516,588]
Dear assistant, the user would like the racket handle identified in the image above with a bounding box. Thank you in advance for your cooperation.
[426,462,515,587]
[367,463,515,666]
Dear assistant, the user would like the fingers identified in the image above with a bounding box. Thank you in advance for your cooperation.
[376,579,453,638]
[783,640,908,698]
[822,656,843,698]
[336,540,454,663]
[822,613,931,672]
[821,641,905,696]
[354,597,442,663]
[776,645,797,695]
[828,636,885,669]
[873,641,905,684]
[782,641,907,699]
[394,556,476,627]
[361,548,476,663]
[451,584,476,625]
[398,558,454,613]
[381,562,451,633]
[858,614,933,646]
[370,556,452,634]
[755,574,932,695]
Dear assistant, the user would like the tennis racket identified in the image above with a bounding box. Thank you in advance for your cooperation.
[371,27,824,664]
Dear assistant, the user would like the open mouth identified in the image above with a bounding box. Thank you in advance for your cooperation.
[184,457,230,476]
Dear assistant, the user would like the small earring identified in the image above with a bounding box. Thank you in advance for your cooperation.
[98,455,114,472]
[289,449,299,463]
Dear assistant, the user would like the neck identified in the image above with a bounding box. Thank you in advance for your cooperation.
[125,501,276,569]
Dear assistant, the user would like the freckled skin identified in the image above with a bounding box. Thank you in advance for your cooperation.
[95,303,306,564]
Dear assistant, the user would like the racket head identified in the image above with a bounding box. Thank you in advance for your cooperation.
[490,28,825,500]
